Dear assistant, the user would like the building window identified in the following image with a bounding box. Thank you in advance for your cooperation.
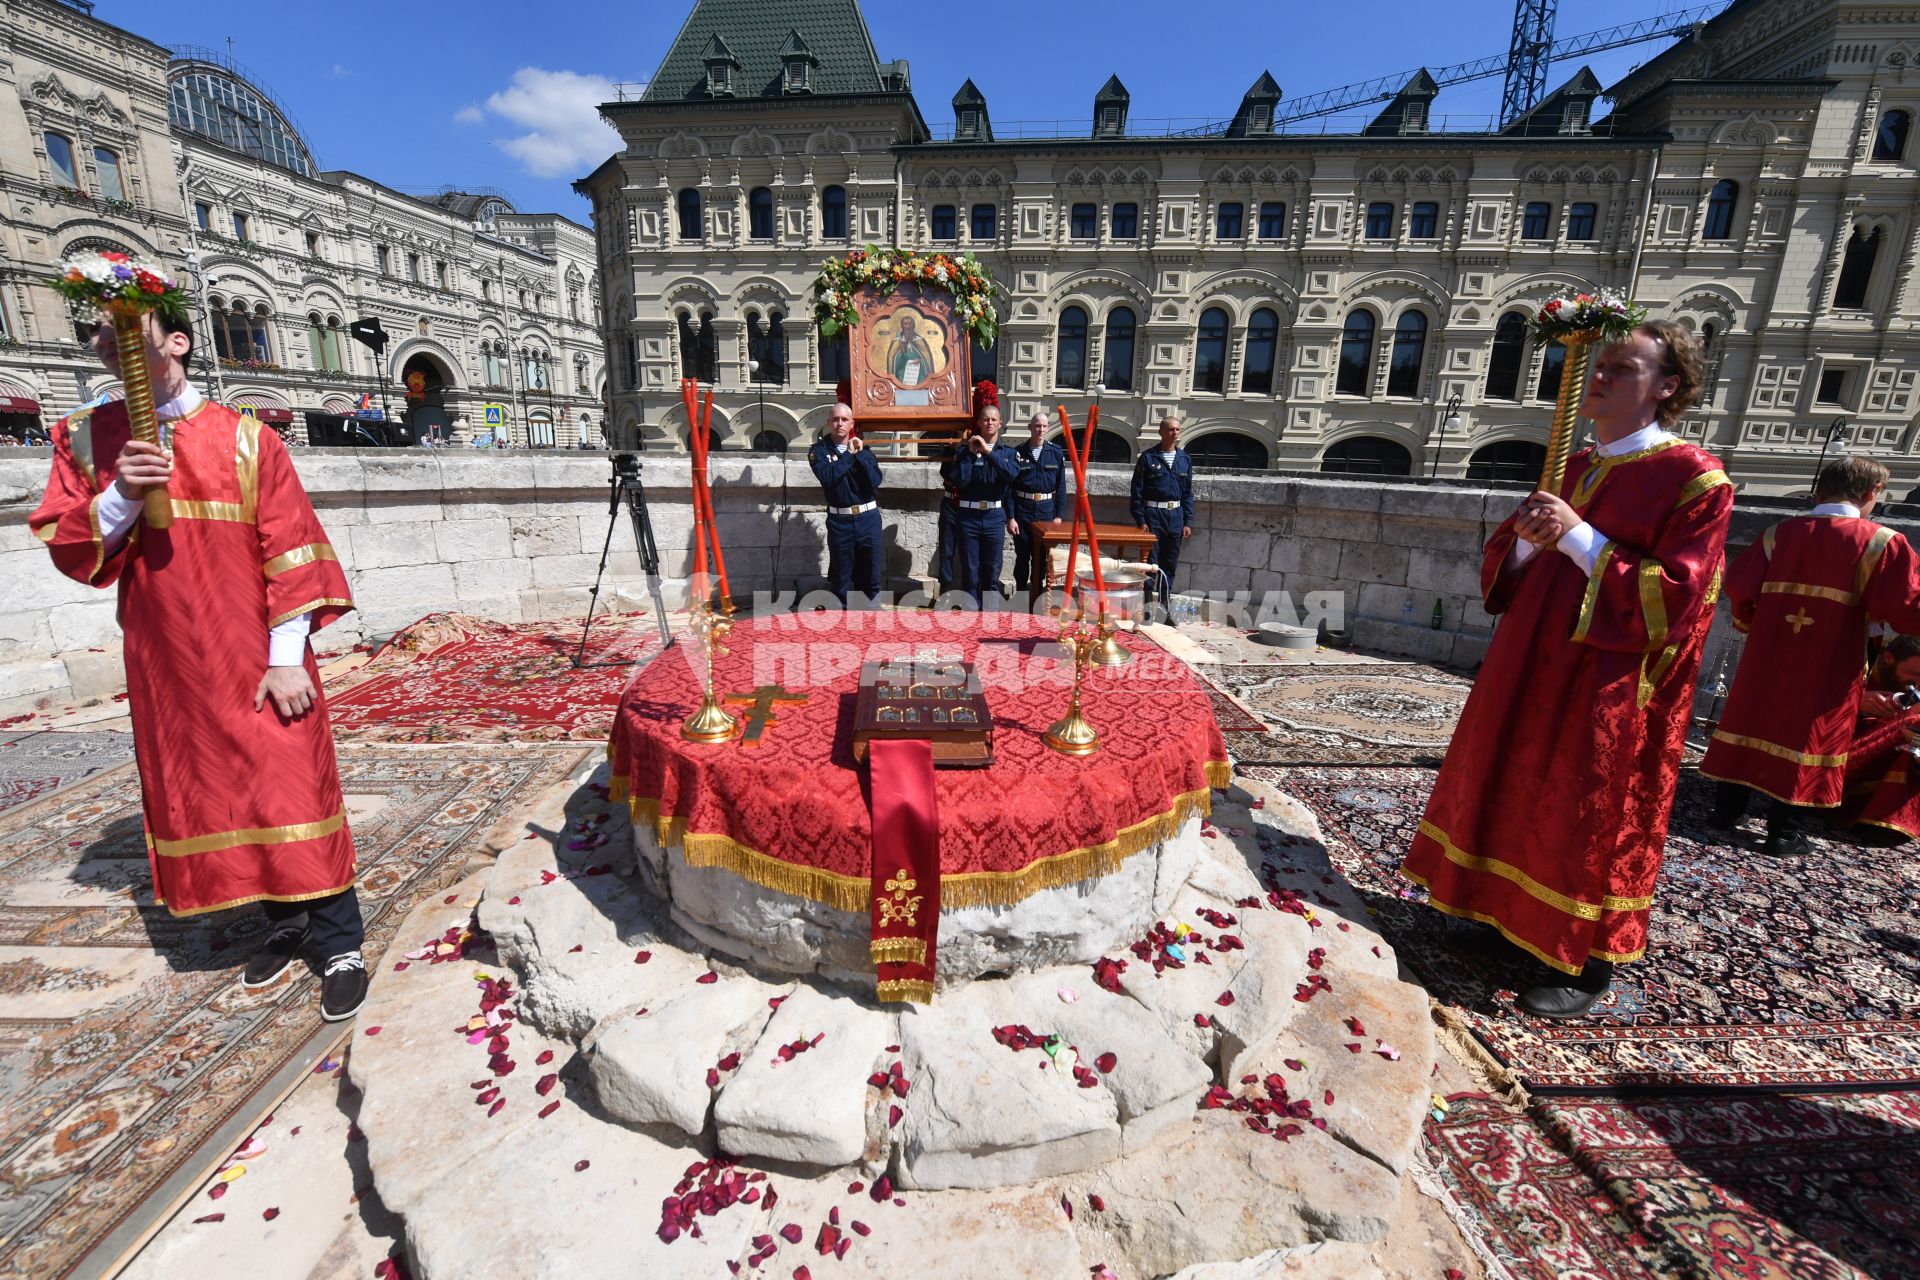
[1243,308,1279,394]
[518,290,528,310]
[677,312,716,382]
[1187,432,1270,470]
[1537,344,1567,400]
[930,204,956,241]
[406,252,420,281]
[1408,201,1438,239]
[211,299,272,363]
[970,203,996,241]
[1193,307,1229,393]
[820,330,850,383]
[1257,201,1286,239]
[1702,180,1737,241]
[1873,109,1911,163]
[1835,226,1883,309]
[195,202,211,232]
[1387,312,1427,397]
[748,188,774,240]
[1337,310,1375,395]
[1364,202,1394,239]
[94,148,124,202]
[1465,440,1547,483]
[1216,202,1243,239]
[1817,368,1851,406]
[1103,307,1136,392]
[1070,203,1098,239]
[1521,201,1552,239]
[708,64,730,96]
[305,231,321,257]
[1111,202,1138,239]
[1056,305,1089,389]
[482,341,505,386]
[678,188,703,240]
[753,429,788,453]
[376,245,391,274]
[821,185,847,239]
[749,312,786,384]
[1485,312,1528,401]
[232,211,250,241]
[480,278,492,302]
[1321,437,1413,476]
[971,335,998,389]
[786,59,809,92]
[1567,202,1597,241]
[45,132,77,186]
[438,262,450,289]
[307,313,347,371]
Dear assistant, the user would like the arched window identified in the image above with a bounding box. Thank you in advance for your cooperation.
[1056,305,1089,390]
[45,132,77,187]
[748,187,774,240]
[819,330,850,383]
[820,185,847,239]
[970,336,998,389]
[1537,343,1567,400]
[482,339,505,386]
[677,188,702,241]
[1873,109,1911,163]
[698,312,719,383]
[307,312,343,371]
[1193,307,1229,393]
[751,430,788,453]
[524,350,549,390]
[1702,180,1738,241]
[1485,312,1528,401]
[678,312,701,379]
[94,148,124,202]
[1321,436,1412,476]
[248,305,272,363]
[1091,430,1132,464]
[1465,440,1547,483]
[1187,432,1270,470]
[1835,226,1884,309]
[1336,310,1375,396]
[763,312,787,385]
[576,356,590,394]
[1387,312,1427,398]
[1103,307,1136,392]
[1242,308,1279,394]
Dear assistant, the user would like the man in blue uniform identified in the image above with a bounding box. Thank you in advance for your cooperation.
[809,401,883,606]
[1130,414,1194,620]
[1008,412,1067,601]
[942,400,1021,609]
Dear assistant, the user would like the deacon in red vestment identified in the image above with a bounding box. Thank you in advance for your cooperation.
[1402,323,1732,1018]
[29,313,369,1020]
[1838,634,1920,841]
[1701,457,1920,854]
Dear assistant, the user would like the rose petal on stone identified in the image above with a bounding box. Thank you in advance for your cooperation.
[706,1068,720,1088]
[1095,1052,1117,1074]
[539,1101,560,1118]
[696,972,719,985]
[194,1213,225,1224]
[1375,1043,1402,1061]
[718,1052,741,1072]
[364,1026,382,1036]
[795,1268,813,1280]
[1283,1058,1305,1071]
[888,1105,902,1128]
[851,1221,870,1237]
[536,1049,554,1066]
[780,1223,803,1244]
[536,1074,558,1096]
[634,950,651,964]
[1215,991,1235,1007]
[1347,1017,1366,1036]
[1194,1014,1211,1028]
[1089,1194,1106,1212]
[1324,1090,1336,1105]
[575,1160,591,1172]
[1061,1194,1073,1220]
[1058,987,1078,1004]
[1346,1043,1362,1053]
[208,1183,228,1201]
[487,1099,505,1117]
[508,895,522,905]
[262,1207,280,1221]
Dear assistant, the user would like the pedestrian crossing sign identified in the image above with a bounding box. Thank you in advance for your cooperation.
[483,403,507,427]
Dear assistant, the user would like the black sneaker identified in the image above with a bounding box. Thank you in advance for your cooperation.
[320,950,369,1022]
[243,924,310,988]
[1517,958,1614,1020]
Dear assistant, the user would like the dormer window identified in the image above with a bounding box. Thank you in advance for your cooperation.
[1563,99,1589,134]
[1102,106,1122,132]
[708,64,732,96]
[961,109,979,135]
[786,59,809,92]
[1405,100,1428,133]
[1250,104,1271,131]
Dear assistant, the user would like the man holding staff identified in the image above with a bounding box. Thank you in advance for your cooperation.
[31,257,368,1022]
[1401,321,1731,1018]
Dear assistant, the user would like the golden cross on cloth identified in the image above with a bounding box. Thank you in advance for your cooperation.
[723,685,809,746]
[1785,607,1816,636]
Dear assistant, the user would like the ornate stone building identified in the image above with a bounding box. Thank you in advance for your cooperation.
[0,0,604,445]
[582,0,1920,495]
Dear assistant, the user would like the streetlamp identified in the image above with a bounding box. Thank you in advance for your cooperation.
[1810,416,1849,498]
[1431,392,1462,478]
[748,358,764,448]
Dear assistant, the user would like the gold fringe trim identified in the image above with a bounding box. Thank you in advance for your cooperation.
[622,774,1225,913]
[1431,1002,1531,1108]
[871,937,926,966]
[877,979,934,1005]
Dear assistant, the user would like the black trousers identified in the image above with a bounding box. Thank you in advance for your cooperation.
[1712,781,1813,838]
[264,887,365,957]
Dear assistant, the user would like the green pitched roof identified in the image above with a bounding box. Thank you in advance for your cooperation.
[643,0,891,101]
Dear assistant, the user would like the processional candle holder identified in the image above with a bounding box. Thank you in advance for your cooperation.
[681,595,741,743]
[1528,288,1647,497]
[679,375,741,744]
[1044,613,1102,757]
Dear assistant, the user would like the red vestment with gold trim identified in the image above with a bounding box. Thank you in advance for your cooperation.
[1401,440,1732,974]
[29,399,357,916]
[1700,515,1920,807]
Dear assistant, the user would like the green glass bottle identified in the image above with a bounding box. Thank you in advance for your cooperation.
[1430,599,1444,630]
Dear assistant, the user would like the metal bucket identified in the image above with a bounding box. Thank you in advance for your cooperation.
[1075,567,1147,624]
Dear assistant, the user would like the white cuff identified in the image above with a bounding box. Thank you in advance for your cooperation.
[96,485,141,548]
[1556,522,1606,576]
[268,613,312,666]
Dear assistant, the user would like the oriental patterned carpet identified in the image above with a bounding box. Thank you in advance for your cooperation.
[1422,1090,1920,1280]
[1204,663,1474,765]
[1248,764,1920,1091]
[0,744,588,1280]
[324,610,664,744]
[0,732,134,817]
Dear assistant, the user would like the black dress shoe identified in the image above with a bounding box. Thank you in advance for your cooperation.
[1763,830,1819,858]
[320,950,368,1022]
[1518,959,1613,1020]
[243,923,310,988]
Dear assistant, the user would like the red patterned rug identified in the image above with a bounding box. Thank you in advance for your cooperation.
[1424,1090,1920,1279]
[1250,764,1920,1091]
[325,612,663,744]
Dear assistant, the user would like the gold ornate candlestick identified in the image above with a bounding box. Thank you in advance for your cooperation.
[681,597,742,743]
[1090,610,1131,668]
[1044,617,1101,756]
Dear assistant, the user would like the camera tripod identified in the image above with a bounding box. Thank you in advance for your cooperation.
[575,451,674,668]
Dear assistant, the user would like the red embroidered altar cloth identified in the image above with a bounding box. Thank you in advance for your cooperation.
[606,613,1230,912]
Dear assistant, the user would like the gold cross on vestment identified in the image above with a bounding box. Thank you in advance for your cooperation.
[1785,607,1816,635]
[723,685,810,746]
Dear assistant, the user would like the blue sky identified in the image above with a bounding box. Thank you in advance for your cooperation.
[115,0,1718,217]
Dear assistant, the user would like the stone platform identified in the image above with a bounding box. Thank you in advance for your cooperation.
[350,768,1436,1278]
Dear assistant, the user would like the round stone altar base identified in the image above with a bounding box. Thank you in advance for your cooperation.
[350,769,1439,1279]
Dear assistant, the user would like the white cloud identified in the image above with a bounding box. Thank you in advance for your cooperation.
[470,68,621,179]
[330,64,354,79]
[453,103,485,126]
